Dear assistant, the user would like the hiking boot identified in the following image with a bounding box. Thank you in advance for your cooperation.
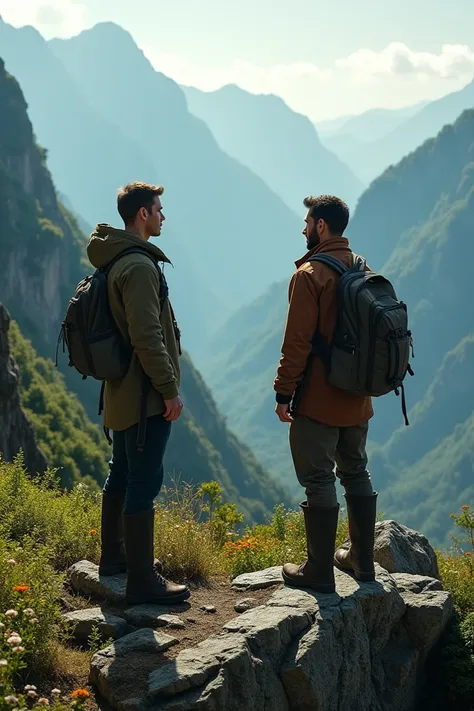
[99,493,162,577]
[334,493,377,582]
[283,502,339,593]
[99,492,127,576]
[124,509,190,605]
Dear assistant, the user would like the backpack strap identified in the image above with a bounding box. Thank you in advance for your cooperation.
[307,254,348,275]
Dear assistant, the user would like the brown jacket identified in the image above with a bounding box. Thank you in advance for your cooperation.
[274,236,373,427]
[87,225,180,432]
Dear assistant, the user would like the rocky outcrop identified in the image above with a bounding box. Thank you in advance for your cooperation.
[86,521,452,711]
[0,302,47,474]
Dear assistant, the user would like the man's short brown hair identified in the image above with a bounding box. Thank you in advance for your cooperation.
[117,181,164,225]
[303,195,349,236]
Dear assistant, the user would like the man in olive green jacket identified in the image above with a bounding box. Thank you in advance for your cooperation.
[87,181,189,605]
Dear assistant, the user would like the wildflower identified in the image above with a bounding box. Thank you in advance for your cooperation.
[24,686,37,692]
[38,699,49,706]
[51,689,61,696]
[461,505,470,511]
[5,610,18,618]
[7,635,22,645]
[6,559,17,565]
[12,646,25,653]
[27,691,38,698]
[465,551,472,557]
[88,529,97,535]
[29,618,38,624]
[23,608,35,616]
[450,514,457,518]
[71,689,90,700]
[13,585,29,593]
[0,659,7,667]
[4,696,19,705]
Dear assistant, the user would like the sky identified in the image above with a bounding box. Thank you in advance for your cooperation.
[1,0,474,121]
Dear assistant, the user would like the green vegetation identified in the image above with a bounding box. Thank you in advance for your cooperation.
[0,458,473,709]
[8,322,109,491]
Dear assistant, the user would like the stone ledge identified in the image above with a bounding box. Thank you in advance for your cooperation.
[90,567,452,711]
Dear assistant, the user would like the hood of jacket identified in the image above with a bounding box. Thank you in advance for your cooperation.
[86,223,171,269]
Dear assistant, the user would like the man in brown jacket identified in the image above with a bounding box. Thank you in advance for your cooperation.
[87,181,189,605]
[274,195,377,593]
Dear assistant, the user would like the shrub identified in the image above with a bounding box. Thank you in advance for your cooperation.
[0,457,101,570]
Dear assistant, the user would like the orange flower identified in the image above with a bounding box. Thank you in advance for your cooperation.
[71,689,90,700]
[450,514,457,519]
[13,585,29,593]
[461,505,470,511]
[465,551,472,557]
[289,525,296,531]
[88,529,97,535]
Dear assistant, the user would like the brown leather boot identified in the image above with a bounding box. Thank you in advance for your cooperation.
[124,509,190,605]
[283,502,339,594]
[334,493,377,582]
[99,493,162,577]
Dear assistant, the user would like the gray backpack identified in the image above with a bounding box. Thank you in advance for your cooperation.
[308,254,414,425]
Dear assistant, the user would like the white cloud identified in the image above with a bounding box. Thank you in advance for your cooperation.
[0,0,87,38]
[337,42,474,80]
[142,42,474,121]
[142,48,332,95]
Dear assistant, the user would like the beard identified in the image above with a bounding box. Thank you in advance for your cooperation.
[306,226,320,250]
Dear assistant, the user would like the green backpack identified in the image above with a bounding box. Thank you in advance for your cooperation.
[308,254,414,424]
[56,247,169,448]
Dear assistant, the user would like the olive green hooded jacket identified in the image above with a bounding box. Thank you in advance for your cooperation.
[87,224,180,431]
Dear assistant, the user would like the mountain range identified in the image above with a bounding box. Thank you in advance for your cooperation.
[318,78,474,185]
[183,84,364,213]
[0,18,304,351]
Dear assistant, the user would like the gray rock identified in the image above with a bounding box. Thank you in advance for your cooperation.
[90,629,178,710]
[400,589,453,654]
[374,520,440,578]
[87,524,453,711]
[234,598,258,613]
[62,607,128,643]
[156,615,186,630]
[231,566,284,591]
[392,573,444,593]
[123,604,189,629]
[201,605,217,614]
[68,560,126,604]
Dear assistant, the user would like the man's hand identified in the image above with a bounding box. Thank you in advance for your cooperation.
[164,395,184,422]
[275,403,293,423]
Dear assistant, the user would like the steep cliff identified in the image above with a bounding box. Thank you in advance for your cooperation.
[0,302,47,475]
[0,56,86,354]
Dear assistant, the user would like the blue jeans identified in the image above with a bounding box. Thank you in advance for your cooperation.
[103,415,172,515]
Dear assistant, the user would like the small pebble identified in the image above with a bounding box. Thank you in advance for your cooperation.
[234,598,257,613]
[186,617,197,624]
[201,605,217,614]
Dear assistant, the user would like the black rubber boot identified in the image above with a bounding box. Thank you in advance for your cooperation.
[283,502,339,593]
[99,492,127,576]
[334,493,377,582]
[124,509,190,605]
[99,493,163,576]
